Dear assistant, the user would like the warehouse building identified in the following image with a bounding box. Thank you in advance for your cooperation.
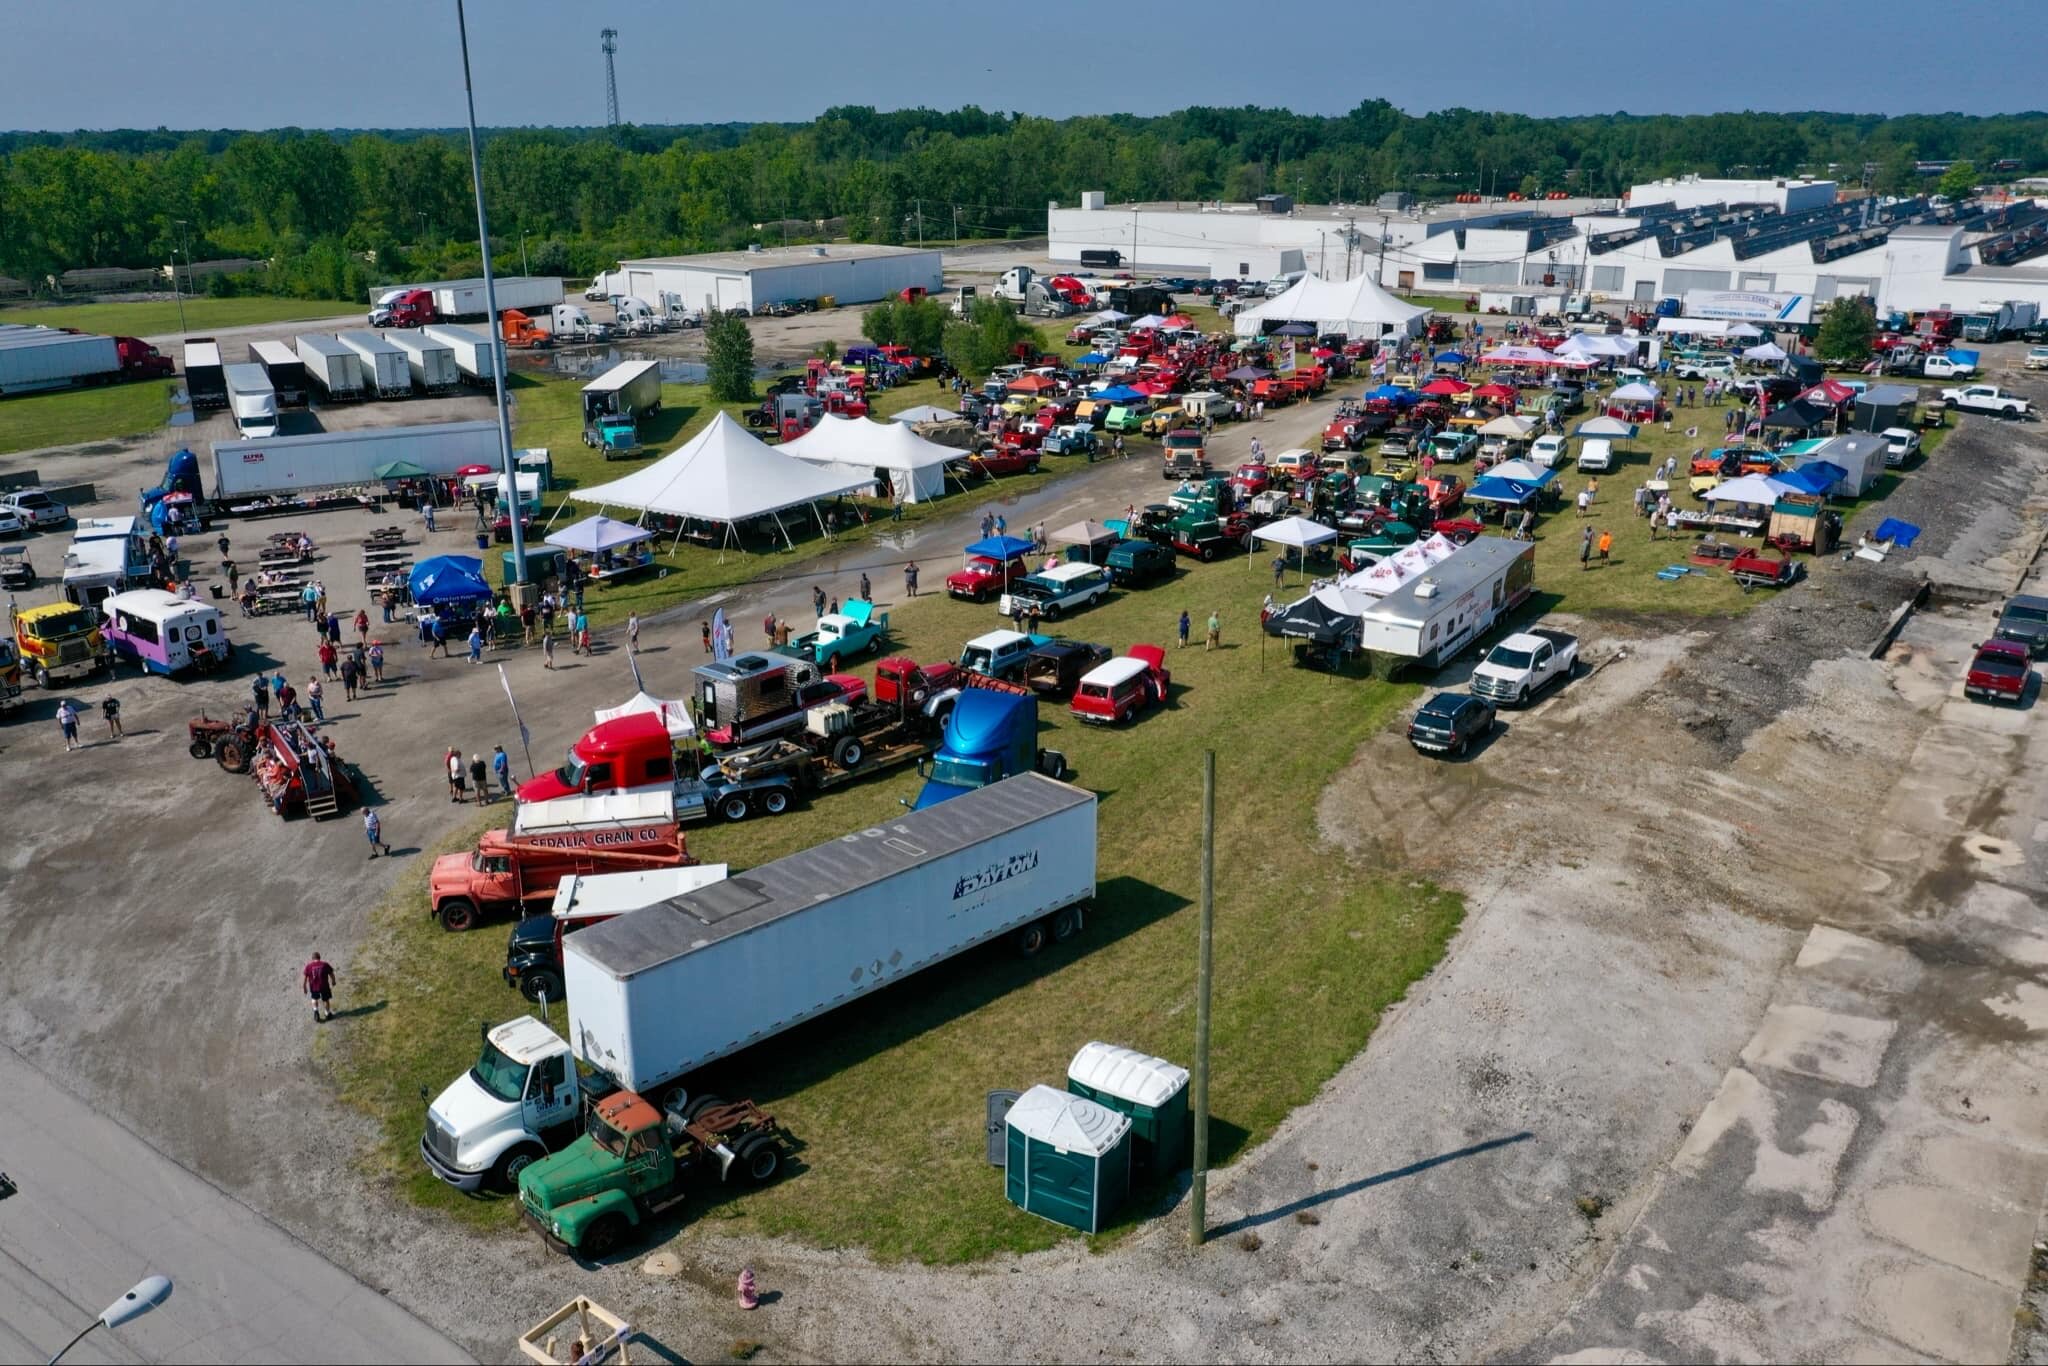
[612,244,942,314]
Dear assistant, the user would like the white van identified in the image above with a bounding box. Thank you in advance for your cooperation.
[998,562,1111,621]
[1530,434,1570,468]
[1576,438,1614,473]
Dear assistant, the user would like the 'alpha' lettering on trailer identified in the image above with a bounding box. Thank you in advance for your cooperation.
[954,849,1039,900]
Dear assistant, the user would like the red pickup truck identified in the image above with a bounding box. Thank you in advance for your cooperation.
[962,448,1041,478]
[946,550,1031,602]
[1965,639,2032,704]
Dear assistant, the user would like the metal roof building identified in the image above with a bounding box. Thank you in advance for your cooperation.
[612,243,942,314]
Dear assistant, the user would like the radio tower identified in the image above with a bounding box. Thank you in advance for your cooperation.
[601,29,620,130]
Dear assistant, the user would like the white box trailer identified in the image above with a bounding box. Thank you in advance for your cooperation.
[581,359,663,422]
[431,276,564,319]
[208,420,500,499]
[223,363,279,439]
[421,323,496,386]
[386,329,461,394]
[0,326,120,395]
[249,340,308,407]
[336,331,413,398]
[1355,537,1536,670]
[296,335,363,402]
[564,773,1098,1094]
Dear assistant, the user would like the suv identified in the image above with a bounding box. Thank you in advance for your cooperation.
[1880,427,1920,466]
[998,563,1112,621]
[1673,357,1734,381]
[1,489,69,528]
[1104,537,1176,587]
[1994,594,2048,658]
[1407,692,1496,758]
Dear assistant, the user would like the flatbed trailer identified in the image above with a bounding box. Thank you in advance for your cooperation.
[676,706,935,823]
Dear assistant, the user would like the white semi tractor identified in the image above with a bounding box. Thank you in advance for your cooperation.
[419,773,1098,1190]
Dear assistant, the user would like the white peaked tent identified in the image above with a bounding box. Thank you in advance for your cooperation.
[572,411,872,549]
[1232,272,1431,339]
[778,413,957,504]
[594,690,695,738]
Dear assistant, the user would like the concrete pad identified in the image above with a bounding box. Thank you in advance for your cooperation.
[1935,1052,2048,1152]
[1854,1257,2017,1364]
[1984,980,2048,1032]
[1546,1351,1666,1365]
[1740,1005,1898,1089]
[1918,1133,2048,1209]
[1671,1069,1859,1212]
[1794,925,1922,994]
[1862,1184,2035,1289]
[1633,1293,1770,1364]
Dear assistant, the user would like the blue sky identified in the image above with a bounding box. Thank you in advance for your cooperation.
[2,0,2038,130]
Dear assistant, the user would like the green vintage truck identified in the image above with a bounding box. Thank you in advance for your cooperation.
[773,598,890,668]
[519,1090,788,1256]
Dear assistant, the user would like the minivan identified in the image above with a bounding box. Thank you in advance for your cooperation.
[998,563,1112,621]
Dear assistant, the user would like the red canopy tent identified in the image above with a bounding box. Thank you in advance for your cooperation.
[1473,383,1518,402]
[1006,374,1058,393]
[1799,380,1856,406]
[1422,377,1471,396]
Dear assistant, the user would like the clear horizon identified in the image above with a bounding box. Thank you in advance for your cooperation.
[1,0,2038,133]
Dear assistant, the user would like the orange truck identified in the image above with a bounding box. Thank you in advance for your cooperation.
[499,309,553,349]
[429,790,692,931]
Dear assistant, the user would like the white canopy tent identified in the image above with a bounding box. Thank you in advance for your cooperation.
[1556,332,1636,359]
[594,690,696,739]
[778,413,958,504]
[571,411,872,550]
[1742,342,1788,362]
[1231,272,1430,339]
[890,404,956,425]
[1478,414,1538,439]
[1610,381,1661,402]
[545,514,653,554]
[1703,473,1794,506]
[1251,516,1339,581]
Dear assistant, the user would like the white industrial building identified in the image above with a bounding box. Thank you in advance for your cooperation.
[611,244,942,314]
[1048,177,2048,318]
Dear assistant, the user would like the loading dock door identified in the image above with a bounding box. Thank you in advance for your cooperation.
[1397,271,1415,290]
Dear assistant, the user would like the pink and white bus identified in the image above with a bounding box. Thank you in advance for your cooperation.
[101,589,234,677]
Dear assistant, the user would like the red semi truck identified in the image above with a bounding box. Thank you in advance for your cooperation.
[429,790,693,931]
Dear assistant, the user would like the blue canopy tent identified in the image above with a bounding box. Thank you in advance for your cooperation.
[1366,384,1419,406]
[409,555,493,605]
[1466,468,1557,506]
[1075,351,1111,365]
[1092,385,1144,403]
[965,535,1035,562]
[1776,461,1848,498]
[1433,350,1470,366]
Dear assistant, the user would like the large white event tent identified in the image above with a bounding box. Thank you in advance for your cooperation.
[571,411,871,550]
[1231,272,1431,340]
[1556,332,1636,359]
[778,413,958,504]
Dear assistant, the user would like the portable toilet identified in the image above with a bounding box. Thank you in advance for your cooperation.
[1003,1084,1132,1234]
[1066,1041,1191,1173]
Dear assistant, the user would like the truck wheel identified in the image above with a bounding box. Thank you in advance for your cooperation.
[579,1214,628,1259]
[520,969,564,1005]
[491,1145,541,1192]
[738,1135,781,1184]
[439,898,479,932]
[1042,602,1060,620]
[1200,546,1217,562]
[682,1093,728,1124]
[1516,686,1530,707]
[719,794,751,823]
[760,788,791,816]
[1944,397,1959,409]
[33,664,50,689]
[1014,921,1049,956]
[215,740,249,774]
[1051,906,1082,942]
[189,738,213,759]
[832,736,865,769]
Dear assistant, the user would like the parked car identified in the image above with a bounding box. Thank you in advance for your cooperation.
[1103,537,1176,587]
[0,507,24,539]
[1994,594,2048,658]
[1880,427,1920,466]
[1470,629,1578,707]
[1069,646,1171,725]
[998,563,1112,621]
[1576,438,1614,473]
[1042,424,1098,457]
[1964,639,2032,704]
[1942,384,2031,419]
[1428,431,1478,464]
[1407,691,1497,757]
[1023,639,1113,698]
[960,449,1041,478]
[2024,346,2048,372]
[1529,434,1570,468]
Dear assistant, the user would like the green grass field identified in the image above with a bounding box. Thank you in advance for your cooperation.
[0,297,361,337]
[336,546,1465,1263]
[0,379,175,456]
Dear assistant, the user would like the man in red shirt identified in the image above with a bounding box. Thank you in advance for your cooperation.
[302,952,337,1023]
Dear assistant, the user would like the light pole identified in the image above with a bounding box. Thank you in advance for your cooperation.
[46,1275,172,1364]
[172,219,193,334]
[519,230,530,276]
[167,241,188,335]
[417,211,429,247]
[455,0,529,588]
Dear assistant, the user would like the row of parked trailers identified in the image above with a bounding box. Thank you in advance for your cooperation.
[188,325,497,411]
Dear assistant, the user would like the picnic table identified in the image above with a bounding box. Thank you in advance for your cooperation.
[259,548,309,568]
[363,548,411,566]
[251,587,303,614]
[1667,508,1764,535]
[364,560,413,583]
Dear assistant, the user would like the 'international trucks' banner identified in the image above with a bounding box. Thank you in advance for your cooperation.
[1683,290,1813,325]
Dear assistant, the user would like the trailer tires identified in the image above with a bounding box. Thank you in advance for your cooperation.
[520,969,564,1005]
[719,795,751,823]
[439,898,480,932]
[1051,906,1082,942]
[1015,921,1049,956]
[738,1135,781,1184]
[760,788,791,816]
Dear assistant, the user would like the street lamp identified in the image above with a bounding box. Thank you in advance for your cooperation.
[46,1275,173,1364]
[519,230,529,276]
[167,241,188,335]
[173,218,193,335]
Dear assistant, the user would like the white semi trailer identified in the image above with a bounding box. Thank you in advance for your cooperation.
[386,329,461,394]
[336,330,413,399]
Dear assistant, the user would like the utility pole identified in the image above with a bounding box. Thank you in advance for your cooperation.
[1190,748,1215,1247]
[170,219,191,334]
[915,199,924,248]
[519,230,529,276]
[1132,207,1139,271]
[455,0,528,589]
[1376,213,1390,287]
[952,203,959,244]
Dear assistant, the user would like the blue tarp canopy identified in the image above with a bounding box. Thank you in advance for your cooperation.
[1467,469,1557,505]
[546,514,653,554]
[1873,517,1922,547]
[1366,384,1418,405]
[965,535,1035,561]
[1092,385,1143,402]
[1777,461,1848,497]
[1075,351,1110,365]
[1433,350,1470,365]
[409,555,492,605]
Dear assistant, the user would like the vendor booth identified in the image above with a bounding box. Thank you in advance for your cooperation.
[546,514,660,587]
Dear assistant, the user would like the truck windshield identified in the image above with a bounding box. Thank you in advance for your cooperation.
[469,1040,531,1104]
[2005,605,2048,625]
[584,1109,629,1156]
[553,746,588,790]
[1486,647,1534,669]
[928,755,992,788]
[29,606,93,637]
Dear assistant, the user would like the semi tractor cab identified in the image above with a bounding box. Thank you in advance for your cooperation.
[13,601,107,687]
[518,711,679,804]
[428,789,692,931]
[912,688,1066,808]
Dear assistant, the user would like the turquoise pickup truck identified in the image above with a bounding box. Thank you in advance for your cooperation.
[775,599,890,668]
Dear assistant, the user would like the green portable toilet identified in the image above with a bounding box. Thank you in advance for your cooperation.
[501,544,567,587]
[1004,1084,1132,1234]
[1066,1041,1191,1173]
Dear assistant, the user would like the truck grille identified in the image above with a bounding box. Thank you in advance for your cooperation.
[1470,675,1515,700]
[424,1116,458,1164]
[58,640,88,665]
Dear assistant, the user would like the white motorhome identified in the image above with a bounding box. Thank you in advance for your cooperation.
[1354,538,1536,670]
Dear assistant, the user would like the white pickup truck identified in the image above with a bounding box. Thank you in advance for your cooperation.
[1470,628,1579,706]
[1941,384,2031,419]
[2024,347,2048,372]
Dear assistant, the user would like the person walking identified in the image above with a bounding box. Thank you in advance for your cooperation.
[701,620,713,654]
[492,744,511,799]
[1272,554,1287,588]
[276,679,298,721]
[468,753,489,805]
[340,652,360,701]
[446,747,465,802]
[1649,506,1663,542]
[812,584,827,618]
[1205,609,1221,651]
[1519,505,1537,541]
[627,613,641,653]
[318,639,337,679]
[1177,609,1191,648]
[100,692,123,740]
[56,697,81,751]
[1597,528,1613,567]
[467,624,483,664]
[858,571,871,602]
[995,513,1007,538]
[306,676,325,722]
[226,561,239,594]
[325,612,341,647]
[520,602,537,645]
[1579,526,1594,571]
[363,808,389,858]
[252,672,271,717]
[761,611,777,646]
[574,609,590,656]
[302,952,337,1023]
[540,595,556,637]
[423,500,437,533]
[354,608,370,644]
[542,629,556,669]
[429,617,449,658]
[904,560,919,597]
[368,640,385,684]
[1576,487,1592,518]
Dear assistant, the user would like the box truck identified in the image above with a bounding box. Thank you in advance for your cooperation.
[386,329,461,394]
[223,363,279,439]
[184,337,228,411]
[422,323,497,387]
[336,330,413,398]
[419,773,1096,1192]
[208,420,501,501]
[0,325,172,397]
[295,335,364,402]
[248,340,307,407]
[581,359,663,456]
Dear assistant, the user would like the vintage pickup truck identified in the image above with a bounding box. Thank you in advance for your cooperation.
[773,600,890,668]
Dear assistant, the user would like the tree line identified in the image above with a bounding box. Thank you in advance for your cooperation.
[5,103,2044,296]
